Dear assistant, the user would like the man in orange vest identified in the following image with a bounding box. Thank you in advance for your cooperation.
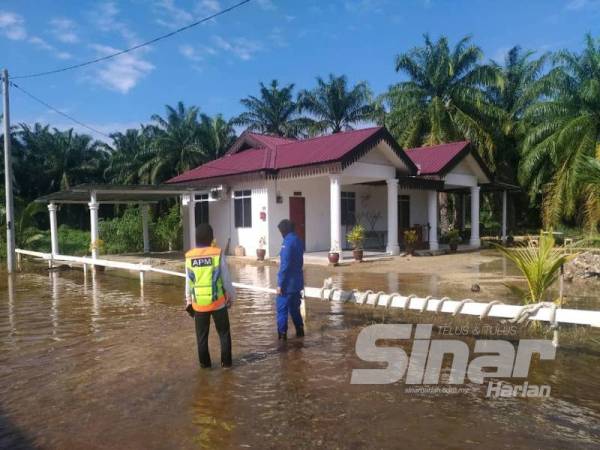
[185,224,236,368]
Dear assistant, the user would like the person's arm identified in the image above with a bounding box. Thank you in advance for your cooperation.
[278,240,291,293]
[220,254,236,305]
[185,269,193,306]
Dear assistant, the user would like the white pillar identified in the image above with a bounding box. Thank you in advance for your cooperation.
[427,190,438,251]
[141,203,150,253]
[329,174,341,252]
[88,191,99,259]
[386,178,400,255]
[48,202,59,256]
[501,190,507,243]
[461,193,467,230]
[182,194,196,251]
[470,186,481,247]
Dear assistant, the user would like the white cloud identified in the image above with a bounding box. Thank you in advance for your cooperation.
[154,0,194,28]
[90,45,155,94]
[180,44,204,62]
[50,18,79,44]
[566,0,600,9]
[344,0,387,13]
[269,27,288,48]
[0,11,26,40]
[93,2,138,45]
[28,36,72,59]
[213,35,262,60]
[198,0,221,13]
[0,12,73,60]
[257,0,275,10]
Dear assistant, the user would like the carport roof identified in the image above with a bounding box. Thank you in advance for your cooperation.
[36,183,207,204]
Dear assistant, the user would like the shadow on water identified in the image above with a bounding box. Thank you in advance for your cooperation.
[0,408,37,450]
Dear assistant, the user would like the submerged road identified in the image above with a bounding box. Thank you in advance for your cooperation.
[0,263,599,449]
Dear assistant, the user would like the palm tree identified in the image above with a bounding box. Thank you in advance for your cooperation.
[198,114,237,160]
[488,46,548,181]
[233,80,306,137]
[298,74,375,134]
[140,102,205,183]
[384,34,502,165]
[579,156,600,230]
[104,128,153,184]
[520,34,600,227]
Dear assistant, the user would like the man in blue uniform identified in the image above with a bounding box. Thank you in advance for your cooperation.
[276,219,305,340]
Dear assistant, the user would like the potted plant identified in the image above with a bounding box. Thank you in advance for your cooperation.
[256,236,266,261]
[403,229,418,256]
[346,224,365,262]
[328,241,340,265]
[445,228,461,252]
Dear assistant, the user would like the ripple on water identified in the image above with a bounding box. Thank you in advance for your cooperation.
[0,264,598,449]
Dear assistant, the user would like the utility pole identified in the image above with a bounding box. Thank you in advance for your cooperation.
[3,69,16,273]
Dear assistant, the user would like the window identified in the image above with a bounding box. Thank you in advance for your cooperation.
[195,194,209,225]
[341,191,356,226]
[398,195,410,229]
[234,190,252,228]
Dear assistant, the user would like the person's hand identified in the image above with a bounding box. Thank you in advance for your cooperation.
[185,303,195,318]
[276,286,282,295]
[225,293,233,308]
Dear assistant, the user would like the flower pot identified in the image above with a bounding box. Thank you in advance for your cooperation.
[449,242,458,252]
[353,249,363,262]
[256,248,266,261]
[328,252,340,265]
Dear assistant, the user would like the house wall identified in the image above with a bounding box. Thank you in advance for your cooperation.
[207,180,270,256]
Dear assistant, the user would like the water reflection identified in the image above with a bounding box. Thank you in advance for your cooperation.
[0,263,598,449]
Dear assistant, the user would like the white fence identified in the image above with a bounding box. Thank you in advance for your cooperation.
[15,248,600,328]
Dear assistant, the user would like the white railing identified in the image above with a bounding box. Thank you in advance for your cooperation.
[15,248,600,328]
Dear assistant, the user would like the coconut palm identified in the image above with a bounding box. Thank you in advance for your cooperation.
[233,80,306,138]
[198,114,237,160]
[520,34,600,227]
[140,102,205,183]
[298,74,375,134]
[384,34,502,166]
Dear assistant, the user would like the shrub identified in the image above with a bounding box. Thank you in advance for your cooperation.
[346,224,365,250]
[99,207,145,254]
[154,204,182,251]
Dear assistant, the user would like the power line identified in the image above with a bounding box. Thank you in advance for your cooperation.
[10,80,113,139]
[12,0,252,80]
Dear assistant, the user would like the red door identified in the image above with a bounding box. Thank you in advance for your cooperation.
[289,197,306,243]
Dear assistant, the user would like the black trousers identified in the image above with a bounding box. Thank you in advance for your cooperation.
[194,307,232,367]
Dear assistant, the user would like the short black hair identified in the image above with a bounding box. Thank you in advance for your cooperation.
[277,219,295,236]
[196,223,214,246]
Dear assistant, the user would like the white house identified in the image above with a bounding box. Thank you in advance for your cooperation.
[167,126,497,258]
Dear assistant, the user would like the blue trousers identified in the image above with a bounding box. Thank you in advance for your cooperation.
[276,292,304,334]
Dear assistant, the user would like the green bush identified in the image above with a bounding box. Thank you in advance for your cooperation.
[99,207,146,254]
[154,204,182,251]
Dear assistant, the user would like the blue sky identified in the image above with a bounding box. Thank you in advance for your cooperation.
[0,0,598,140]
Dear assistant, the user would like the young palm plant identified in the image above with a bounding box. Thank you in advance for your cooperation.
[494,233,574,305]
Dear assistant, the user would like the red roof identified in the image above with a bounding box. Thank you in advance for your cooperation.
[405,141,470,175]
[168,127,417,183]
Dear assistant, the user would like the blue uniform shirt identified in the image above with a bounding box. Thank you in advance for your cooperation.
[277,232,304,294]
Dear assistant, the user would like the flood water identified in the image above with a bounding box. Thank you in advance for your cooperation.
[1,259,600,449]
